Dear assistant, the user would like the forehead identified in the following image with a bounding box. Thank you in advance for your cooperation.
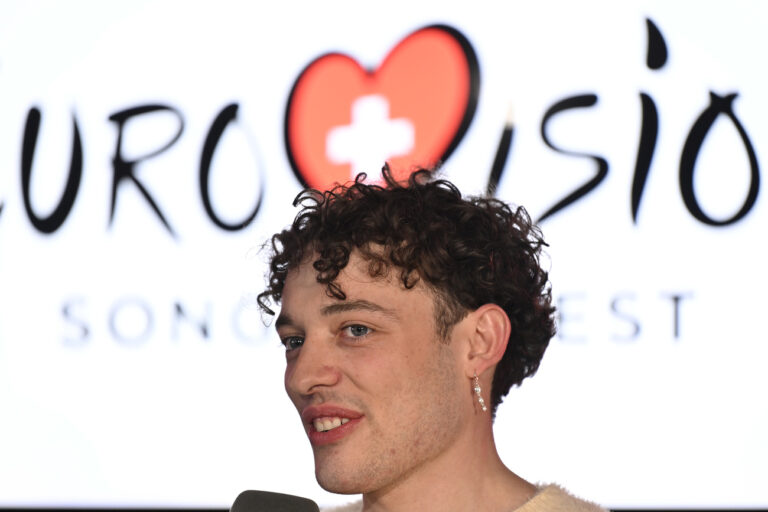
[280,252,434,315]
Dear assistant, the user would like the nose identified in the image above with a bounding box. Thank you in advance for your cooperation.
[285,334,341,398]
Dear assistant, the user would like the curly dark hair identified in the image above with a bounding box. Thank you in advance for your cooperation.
[258,166,555,412]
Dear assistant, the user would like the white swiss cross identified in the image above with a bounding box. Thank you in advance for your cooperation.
[326,94,415,179]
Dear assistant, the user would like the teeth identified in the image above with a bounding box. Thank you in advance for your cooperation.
[313,416,351,432]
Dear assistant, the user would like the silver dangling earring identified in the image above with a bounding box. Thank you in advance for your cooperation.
[473,373,487,412]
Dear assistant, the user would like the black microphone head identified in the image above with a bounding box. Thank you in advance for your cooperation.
[231,490,320,512]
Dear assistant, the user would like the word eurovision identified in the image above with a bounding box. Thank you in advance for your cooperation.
[0,20,760,235]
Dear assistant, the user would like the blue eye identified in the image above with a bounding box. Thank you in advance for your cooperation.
[282,336,304,351]
[343,325,371,338]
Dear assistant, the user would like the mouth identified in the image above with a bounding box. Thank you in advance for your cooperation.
[302,406,363,446]
[312,416,351,432]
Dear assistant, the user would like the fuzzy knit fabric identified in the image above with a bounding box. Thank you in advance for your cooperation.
[516,485,607,512]
[321,484,607,512]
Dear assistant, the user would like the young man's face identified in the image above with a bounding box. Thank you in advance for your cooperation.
[276,251,469,495]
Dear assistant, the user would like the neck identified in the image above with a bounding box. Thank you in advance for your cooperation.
[360,413,535,512]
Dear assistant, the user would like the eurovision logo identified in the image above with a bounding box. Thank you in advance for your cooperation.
[284,25,480,190]
[1,20,761,236]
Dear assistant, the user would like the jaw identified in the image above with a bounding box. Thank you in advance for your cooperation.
[311,432,371,494]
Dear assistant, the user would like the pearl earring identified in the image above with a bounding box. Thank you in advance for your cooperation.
[473,373,487,412]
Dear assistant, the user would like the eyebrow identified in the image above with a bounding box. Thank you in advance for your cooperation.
[275,299,398,330]
[321,299,398,319]
[274,313,294,330]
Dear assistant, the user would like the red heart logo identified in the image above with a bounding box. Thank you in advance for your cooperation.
[284,24,480,190]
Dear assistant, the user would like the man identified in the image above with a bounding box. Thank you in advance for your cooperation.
[258,167,606,511]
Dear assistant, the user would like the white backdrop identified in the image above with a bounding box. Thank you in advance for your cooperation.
[0,1,766,509]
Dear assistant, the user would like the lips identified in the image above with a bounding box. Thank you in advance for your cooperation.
[301,405,363,446]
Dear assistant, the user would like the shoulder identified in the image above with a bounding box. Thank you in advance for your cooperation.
[318,485,605,512]
[321,501,362,512]
[515,484,608,512]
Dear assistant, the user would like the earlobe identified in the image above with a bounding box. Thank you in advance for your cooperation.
[464,304,510,377]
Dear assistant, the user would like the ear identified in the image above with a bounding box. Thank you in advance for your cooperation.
[461,303,510,378]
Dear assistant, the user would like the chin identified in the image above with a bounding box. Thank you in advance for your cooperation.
[315,469,365,495]
[314,455,372,495]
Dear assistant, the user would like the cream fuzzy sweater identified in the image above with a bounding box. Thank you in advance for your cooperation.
[322,484,607,512]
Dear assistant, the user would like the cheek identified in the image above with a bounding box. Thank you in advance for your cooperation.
[346,351,419,406]
[376,347,458,403]
[421,346,463,404]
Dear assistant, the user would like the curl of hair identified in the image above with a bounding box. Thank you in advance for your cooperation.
[258,166,556,412]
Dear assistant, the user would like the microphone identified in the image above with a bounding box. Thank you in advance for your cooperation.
[231,490,320,512]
